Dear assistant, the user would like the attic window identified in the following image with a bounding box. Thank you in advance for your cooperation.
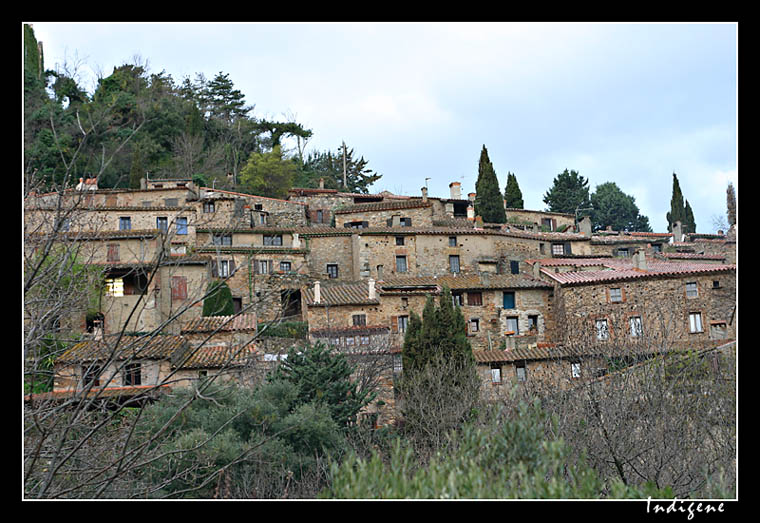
[551,243,564,256]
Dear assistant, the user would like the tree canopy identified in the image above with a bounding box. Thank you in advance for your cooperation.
[504,172,524,209]
[590,182,652,232]
[474,145,506,223]
[543,169,591,215]
[296,143,382,194]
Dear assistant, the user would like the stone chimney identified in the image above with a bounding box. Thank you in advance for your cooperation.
[421,186,428,203]
[467,204,475,221]
[140,176,147,190]
[292,233,301,249]
[532,261,542,280]
[671,221,683,243]
[475,215,484,228]
[449,181,462,200]
[319,177,325,189]
[468,192,476,203]
[632,249,647,271]
[313,281,321,304]
[578,215,592,237]
[368,278,376,300]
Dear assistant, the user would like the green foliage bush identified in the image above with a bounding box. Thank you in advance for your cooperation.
[256,321,308,339]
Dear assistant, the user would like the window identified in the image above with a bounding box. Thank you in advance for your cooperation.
[452,292,463,306]
[219,260,231,277]
[528,315,539,332]
[346,221,368,229]
[345,336,355,346]
[652,244,662,253]
[254,204,263,211]
[467,292,482,306]
[685,282,698,298]
[56,217,71,231]
[505,316,518,335]
[156,217,168,232]
[123,362,142,386]
[176,217,188,235]
[629,316,643,338]
[468,318,480,335]
[257,260,271,274]
[491,366,502,383]
[213,234,232,246]
[617,248,630,257]
[609,287,623,303]
[398,315,409,333]
[352,314,367,326]
[316,210,324,223]
[510,260,520,274]
[595,319,609,341]
[542,218,554,231]
[395,236,405,246]
[264,235,283,246]
[503,292,515,309]
[326,264,339,279]
[107,244,120,263]
[396,256,408,273]
[331,337,342,347]
[83,364,102,387]
[449,255,460,273]
[119,217,131,231]
[280,261,292,273]
[401,297,409,308]
[689,312,703,333]
[393,355,403,374]
[203,201,215,213]
[516,363,527,382]
[551,243,564,256]
[712,280,721,289]
[571,362,581,379]
[400,217,412,227]
[105,278,124,297]
[539,243,545,255]
[449,236,457,247]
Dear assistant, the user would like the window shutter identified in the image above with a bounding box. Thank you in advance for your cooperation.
[107,244,119,263]
[171,276,187,300]
[229,259,235,275]
[551,218,557,231]
[564,242,572,255]
[253,259,259,274]
[268,260,273,274]
[391,316,398,332]
[211,260,218,278]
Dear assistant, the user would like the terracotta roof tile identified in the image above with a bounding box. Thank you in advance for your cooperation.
[176,345,257,369]
[58,335,186,363]
[181,314,258,333]
[380,273,552,291]
[303,282,380,306]
[334,200,433,214]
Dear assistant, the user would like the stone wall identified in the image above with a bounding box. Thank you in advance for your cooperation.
[335,204,434,228]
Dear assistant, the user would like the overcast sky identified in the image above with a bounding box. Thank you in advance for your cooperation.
[27,22,737,233]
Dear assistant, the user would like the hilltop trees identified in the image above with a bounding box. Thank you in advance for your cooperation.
[474,145,506,223]
[504,172,524,209]
[666,172,697,233]
[543,169,591,215]
[297,143,382,194]
[590,182,652,232]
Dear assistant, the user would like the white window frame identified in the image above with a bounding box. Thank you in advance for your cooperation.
[609,287,623,303]
[571,362,581,379]
[686,282,698,298]
[629,316,643,337]
[595,319,609,341]
[689,312,703,333]
[491,367,501,383]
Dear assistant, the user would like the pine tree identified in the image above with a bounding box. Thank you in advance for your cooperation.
[542,169,591,214]
[726,182,737,226]
[504,172,524,209]
[474,145,507,223]
[666,173,686,232]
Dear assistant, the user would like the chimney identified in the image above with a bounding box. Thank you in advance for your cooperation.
[319,177,325,189]
[633,249,647,271]
[313,281,321,304]
[532,261,542,280]
[468,192,476,203]
[671,221,683,243]
[421,186,428,203]
[475,215,484,228]
[292,233,301,249]
[449,181,461,200]
[467,204,475,221]
[578,215,592,237]
[368,278,376,300]
[140,176,147,190]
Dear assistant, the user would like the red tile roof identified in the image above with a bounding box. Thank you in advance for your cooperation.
[334,199,433,214]
[25,384,172,403]
[176,344,257,369]
[303,281,380,306]
[181,313,258,333]
[58,335,186,363]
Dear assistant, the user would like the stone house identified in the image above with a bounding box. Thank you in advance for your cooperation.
[505,208,576,232]
[532,252,737,350]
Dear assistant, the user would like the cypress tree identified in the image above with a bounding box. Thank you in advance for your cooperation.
[474,145,507,223]
[666,173,686,232]
[684,199,696,234]
[504,172,524,209]
[726,182,737,226]
[202,280,234,317]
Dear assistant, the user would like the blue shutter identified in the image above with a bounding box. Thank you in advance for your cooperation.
[503,292,515,309]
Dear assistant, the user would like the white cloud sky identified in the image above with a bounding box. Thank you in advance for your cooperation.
[26,21,737,232]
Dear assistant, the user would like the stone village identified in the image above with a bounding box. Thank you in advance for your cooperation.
[24,175,737,422]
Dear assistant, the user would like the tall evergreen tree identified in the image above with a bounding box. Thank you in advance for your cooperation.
[297,145,382,194]
[590,182,652,232]
[726,182,737,226]
[542,169,591,215]
[474,145,506,223]
[684,199,696,234]
[666,173,686,232]
[504,172,524,209]
[202,280,234,317]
